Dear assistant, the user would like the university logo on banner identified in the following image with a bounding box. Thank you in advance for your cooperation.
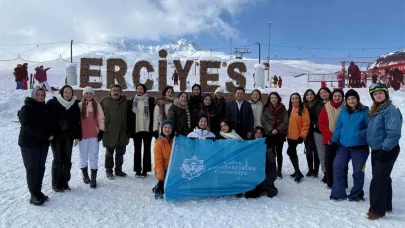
[164,136,266,201]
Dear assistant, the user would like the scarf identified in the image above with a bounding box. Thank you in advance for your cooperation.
[325,101,343,132]
[173,98,191,129]
[155,96,174,122]
[220,130,241,139]
[56,94,77,110]
[269,103,285,129]
[132,93,149,118]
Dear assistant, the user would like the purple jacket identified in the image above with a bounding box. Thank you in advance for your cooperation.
[35,68,50,83]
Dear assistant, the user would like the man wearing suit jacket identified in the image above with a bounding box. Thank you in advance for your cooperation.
[226,87,254,140]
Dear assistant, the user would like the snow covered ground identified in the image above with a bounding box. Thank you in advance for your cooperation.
[1,64,405,228]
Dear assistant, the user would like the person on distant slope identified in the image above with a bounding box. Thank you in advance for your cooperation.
[78,87,105,189]
[272,75,278,88]
[46,85,81,192]
[14,64,24,89]
[18,87,52,205]
[348,61,360,88]
[100,84,130,180]
[330,89,369,202]
[22,63,29,90]
[366,83,402,220]
[261,92,288,179]
[152,120,175,199]
[172,70,179,86]
[278,76,282,88]
[128,83,156,178]
[35,65,52,92]
[391,68,403,91]
[286,92,310,183]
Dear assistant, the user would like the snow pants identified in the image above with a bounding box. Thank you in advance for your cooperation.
[51,137,74,188]
[331,146,369,200]
[79,138,99,169]
[21,146,48,194]
[369,148,399,216]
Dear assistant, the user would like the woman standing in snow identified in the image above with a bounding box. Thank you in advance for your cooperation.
[78,87,104,188]
[191,94,218,135]
[261,92,288,179]
[286,92,310,183]
[314,87,332,183]
[46,85,81,192]
[330,89,369,202]
[303,89,322,178]
[167,92,191,136]
[152,120,175,199]
[152,86,174,138]
[216,119,242,140]
[128,84,155,178]
[318,89,347,189]
[249,89,263,128]
[187,115,216,139]
[366,83,402,220]
[19,87,52,205]
[214,87,227,122]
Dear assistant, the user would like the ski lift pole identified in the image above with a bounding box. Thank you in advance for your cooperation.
[307,71,309,88]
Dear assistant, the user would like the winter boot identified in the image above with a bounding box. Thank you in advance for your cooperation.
[294,172,304,183]
[321,172,327,184]
[277,171,283,179]
[80,167,90,184]
[289,172,296,178]
[90,169,97,189]
[63,183,71,192]
[29,193,44,206]
[306,155,314,177]
[106,170,115,180]
[115,169,127,177]
[38,192,49,202]
[52,185,64,193]
[312,169,319,178]
[141,171,148,178]
[135,171,142,178]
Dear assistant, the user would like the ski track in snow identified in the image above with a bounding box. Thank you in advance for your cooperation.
[1,71,405,228]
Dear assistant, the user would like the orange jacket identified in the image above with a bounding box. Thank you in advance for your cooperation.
[287,104,310,140]
[154,136,173,181]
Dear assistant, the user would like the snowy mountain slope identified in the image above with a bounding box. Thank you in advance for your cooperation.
[108,38,202,53]
[0,75,405,227]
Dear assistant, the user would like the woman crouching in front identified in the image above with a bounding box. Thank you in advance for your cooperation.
[152,120,175,199]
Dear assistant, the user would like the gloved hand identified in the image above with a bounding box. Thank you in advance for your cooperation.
[155,181,164,195]
[153,130,159,139]
[97,131,104,142]
[74,139,79,147]
[297,137,304,144]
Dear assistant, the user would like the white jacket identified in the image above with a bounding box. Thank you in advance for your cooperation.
[187,128,216,139]
[153,103,173,132]
[250,100,263,128]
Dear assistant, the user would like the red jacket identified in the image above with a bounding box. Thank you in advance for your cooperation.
[318,101,343,144]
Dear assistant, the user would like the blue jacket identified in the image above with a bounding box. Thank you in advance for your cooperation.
[332,104,369,147]
[366,101,402,151]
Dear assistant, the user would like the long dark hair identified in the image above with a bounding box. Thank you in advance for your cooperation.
[316,87,332,101]
[288,92,304,117]
[81,98,98,120]
[219,119,233,133]
[303,89,317,106]
[265,92,282,106]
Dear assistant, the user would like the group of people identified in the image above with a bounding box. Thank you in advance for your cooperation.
[369,66,404,91]
[13,63,29,90]
[18,81,401,220]
[272,75,282,88]
[13,64,52,92]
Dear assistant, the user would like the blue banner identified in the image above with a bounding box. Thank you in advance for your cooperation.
[164,136,266,201]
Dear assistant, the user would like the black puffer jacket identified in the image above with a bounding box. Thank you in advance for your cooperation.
[46,97,81,140]
[18,97,51,148]
[306,100,324,134]
[215,97,227,122]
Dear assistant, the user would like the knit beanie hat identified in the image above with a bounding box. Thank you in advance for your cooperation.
[83,86,95,95]
[345,89,360,102]
[162,86,174,96]
[215,87,224,94]
[161,120,175,138]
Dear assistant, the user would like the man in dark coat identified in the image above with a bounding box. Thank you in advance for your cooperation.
[348,61,360,88]
[225,87,254,139]
[14,64,24,89]
[100,84,130,179]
